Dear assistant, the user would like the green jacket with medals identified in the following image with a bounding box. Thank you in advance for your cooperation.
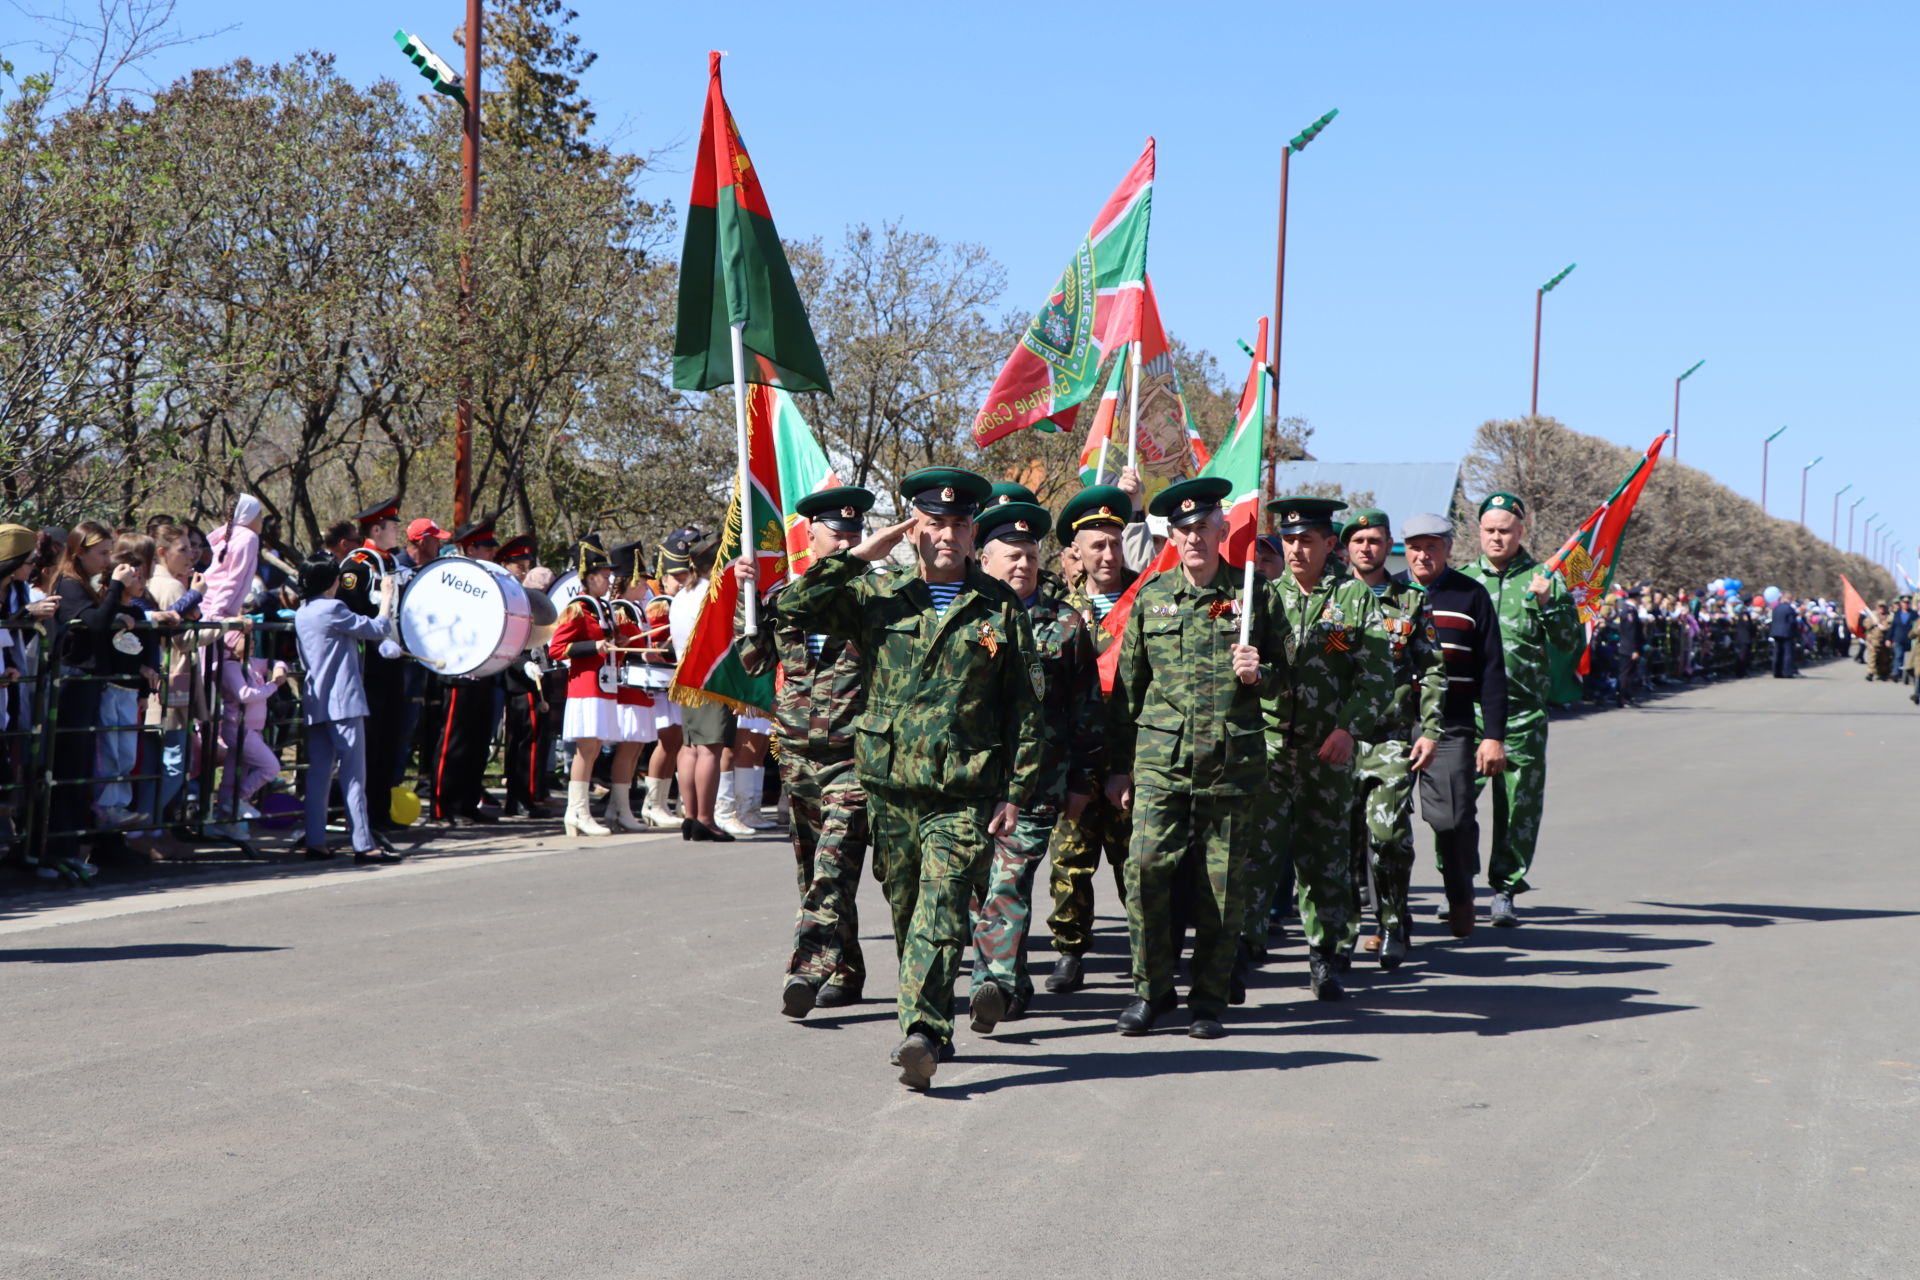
[1460,550,1582,708]
[1265,567,1392,751]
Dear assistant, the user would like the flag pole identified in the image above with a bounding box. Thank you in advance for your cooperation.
[1125,342,1142,474]
[729,321,757,635]
[1241,344,1269,646]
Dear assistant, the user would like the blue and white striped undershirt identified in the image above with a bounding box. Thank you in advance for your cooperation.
[1088,590,1123,620]
[924,581,964,615]
[806,634,827,658]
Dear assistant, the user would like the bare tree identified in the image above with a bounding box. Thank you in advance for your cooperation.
[6,0,233,111]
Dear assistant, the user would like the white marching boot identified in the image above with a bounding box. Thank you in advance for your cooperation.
[564,780,610,837]
[736,766,780,830]
[639,776,679,828]
[714,771,756,838]
[607,785,647,833]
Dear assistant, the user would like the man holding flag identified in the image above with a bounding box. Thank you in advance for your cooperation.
[1461,492,1582,928]
[1105,476,1288,1040]
[778,467,1043,1091]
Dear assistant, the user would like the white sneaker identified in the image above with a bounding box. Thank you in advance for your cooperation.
[238,800,263,821]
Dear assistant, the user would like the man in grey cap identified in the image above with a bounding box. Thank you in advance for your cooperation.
[1402,514,1509,941]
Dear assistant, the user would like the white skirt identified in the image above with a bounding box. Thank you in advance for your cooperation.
[614,701,660,744]
[562,694,620,743]
[651,700,683,734]
[737,715,771,736]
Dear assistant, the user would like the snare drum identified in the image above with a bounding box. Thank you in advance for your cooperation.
[398,558,534,678]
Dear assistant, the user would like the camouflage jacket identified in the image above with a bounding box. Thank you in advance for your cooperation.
[1025,589,1105,812]
[733,581,864,759]
[1355,572,1431,744]
[1461,550,1582,708]
[1107,560,1287,798]
[1066,566,1140,658]
[1266,567,1391,751]
[778,551,1044,806]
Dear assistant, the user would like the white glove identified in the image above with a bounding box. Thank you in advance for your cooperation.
[378,639,403,661]
[523,659,541,685]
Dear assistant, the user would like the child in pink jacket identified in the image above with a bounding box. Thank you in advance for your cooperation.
[217,629,288,820]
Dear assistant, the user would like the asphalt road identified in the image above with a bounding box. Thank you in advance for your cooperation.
[3,662,1916,1279]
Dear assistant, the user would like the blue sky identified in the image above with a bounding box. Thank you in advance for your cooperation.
[39,0,1919,580]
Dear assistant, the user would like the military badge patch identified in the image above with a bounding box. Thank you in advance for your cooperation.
[341,572,358,590]
[1029,662,1046,701]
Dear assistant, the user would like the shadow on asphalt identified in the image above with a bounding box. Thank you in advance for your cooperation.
[928,1048,1377,1098]
[0,942,286,963]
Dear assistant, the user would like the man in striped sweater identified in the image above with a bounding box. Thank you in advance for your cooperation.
[1402,513,1510,939]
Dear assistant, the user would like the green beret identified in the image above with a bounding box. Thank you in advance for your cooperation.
[1265,495,1348,534]
[975,500,1049,546]
[795,485,874,532]
[1149,476,1233,529]
[1056,484,1133,543]
[1340,508,1391,543]
[898,467,991,517]
[1479,491,1527,518]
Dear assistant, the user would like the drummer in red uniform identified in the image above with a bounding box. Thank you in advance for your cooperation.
[600,539,657,833]
[428,514,506,826]
[338,495,407,836]
[548,536,618,837]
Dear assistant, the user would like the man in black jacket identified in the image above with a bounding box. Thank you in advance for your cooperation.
[1768,592,1798,678]
[1401,514,1510,938]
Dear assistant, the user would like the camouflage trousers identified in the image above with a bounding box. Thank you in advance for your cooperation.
[1350,736,1415,939]
[1246,743,1359,956]
[868,785,994,1044]
[1474,703,1547,895]
[968,808,1057,1001]
[1045,790,1130,956]
[783,751,869,994]
[1127,785,1248,1019]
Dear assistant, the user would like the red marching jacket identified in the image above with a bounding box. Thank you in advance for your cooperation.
[548,597,617,701]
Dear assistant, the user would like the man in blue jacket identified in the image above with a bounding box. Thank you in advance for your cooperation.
[294,557,403,863]
[1768,591,1799,678]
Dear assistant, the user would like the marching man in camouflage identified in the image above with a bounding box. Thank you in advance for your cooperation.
[1106,476,1288,1039]
[778,467,1043,1091]
[1045,484,1138,994]
[1245,496,1389,1000]
[1459,492,1581,927]
[1339,509,1430,971]
[967,497,1104,1023]
[733,486,876,1019]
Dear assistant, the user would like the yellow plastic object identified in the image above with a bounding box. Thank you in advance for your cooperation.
[389,786,422,827]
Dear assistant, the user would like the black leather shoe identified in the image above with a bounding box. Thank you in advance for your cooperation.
[1004,994,1028,1021]
[970,982,1008,1034]
[1308,953,1346,1001]
[682,818,707,842]
[780,977,815,1019]
[814,983,860,1009]
[303,847,337,861]
[458,808,499,825]
[1188,1016,1226,1040]
[354,850,403,865]
[894,1032,939,1091]
[1044,953,1084,994]
[702,823,736,844]
[1116,991,1178,1035]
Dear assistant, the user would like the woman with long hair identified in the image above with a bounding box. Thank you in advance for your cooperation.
[546,539,618,837]
[44,522,133,878]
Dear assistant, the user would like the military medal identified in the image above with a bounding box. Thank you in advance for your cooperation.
[977,621,999,657]
[1322,602,1351,654]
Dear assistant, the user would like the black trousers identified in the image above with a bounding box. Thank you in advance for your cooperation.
[500,680,542,809]
[1417,725,1481,905]
[1770,636,1794,678]
[430,673,497,819]
[361,652,407,825]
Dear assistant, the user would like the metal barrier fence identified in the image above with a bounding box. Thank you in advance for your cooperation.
[3,615,316,883]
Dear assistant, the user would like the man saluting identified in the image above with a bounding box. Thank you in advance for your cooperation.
[778,467,1042,1091]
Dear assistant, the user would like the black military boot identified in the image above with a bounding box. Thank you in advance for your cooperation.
[894,1032,940,1091]
[1116,990,1179,1035]
[1308,951,1346,1001]
[1044,952,1084,994]
[780,977,815,1019]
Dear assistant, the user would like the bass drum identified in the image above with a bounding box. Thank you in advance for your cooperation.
[547,569,583,614]
[477,559,558,648]
[398,557,533,678]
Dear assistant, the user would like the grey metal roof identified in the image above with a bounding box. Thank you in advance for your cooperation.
[1269,460,1462,526]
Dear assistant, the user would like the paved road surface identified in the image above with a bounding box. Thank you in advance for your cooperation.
[3,663,1916,1279]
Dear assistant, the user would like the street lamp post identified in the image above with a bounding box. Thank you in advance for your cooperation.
[394,9,483,527]
[1848,496,1865,553]
[1760,425,1788,514]
[1267,107,1337,516]
[1530,263,1577,418]
[1672,359,1704,464]
[1832,483,1852,545]
[1799,456,1822,527]
[1864,515,1879,562]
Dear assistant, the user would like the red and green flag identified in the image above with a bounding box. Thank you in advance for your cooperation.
[974,140,1155,446]
[1543,429,1669,678]
[672,52,830,395]
[1077,274,1204,504]
[672,362,838,714]
[1095,320,1268,693]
